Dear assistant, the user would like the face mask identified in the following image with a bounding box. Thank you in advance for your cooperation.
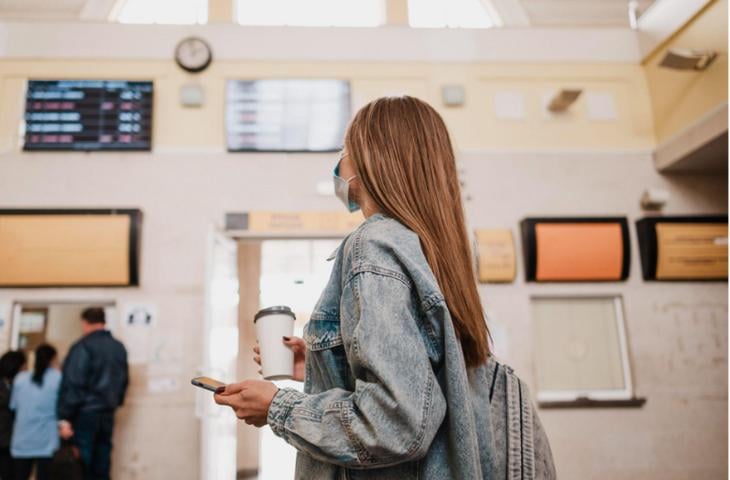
[333,160,360,213]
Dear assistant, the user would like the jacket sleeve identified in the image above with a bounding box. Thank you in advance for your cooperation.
[266,270,447,469]
[57,344,91,421]
[8,379,18,412]
[118,345,129,407]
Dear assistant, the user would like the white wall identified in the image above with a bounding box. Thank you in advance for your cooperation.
[462,151,727,479]
[0,148,726,479]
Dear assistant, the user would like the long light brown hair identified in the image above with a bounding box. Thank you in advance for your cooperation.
[344,95,490,367]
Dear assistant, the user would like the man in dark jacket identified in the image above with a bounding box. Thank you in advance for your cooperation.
[57,307,128,480]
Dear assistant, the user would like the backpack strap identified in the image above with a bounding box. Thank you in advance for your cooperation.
[505,369,536,480]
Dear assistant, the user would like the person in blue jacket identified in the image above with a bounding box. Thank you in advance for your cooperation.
[10,344,61,480]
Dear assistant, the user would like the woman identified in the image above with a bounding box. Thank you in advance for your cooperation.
[10,345,61,480]
[0,351,26,480]
[215,96,556,479]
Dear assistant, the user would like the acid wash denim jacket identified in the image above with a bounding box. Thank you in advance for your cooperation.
[267,212,557,480]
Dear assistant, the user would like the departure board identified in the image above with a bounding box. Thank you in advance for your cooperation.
[226,79,350,152]
[23,80,153,151]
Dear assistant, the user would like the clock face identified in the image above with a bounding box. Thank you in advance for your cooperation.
[175,37,212,73]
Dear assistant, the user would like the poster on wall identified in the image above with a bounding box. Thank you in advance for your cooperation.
[120,303,158,365]
[520,217,630,282]
[636,216,728,281]
[0,303,9,350]
[0,303,9,334]
[475,229,516,283]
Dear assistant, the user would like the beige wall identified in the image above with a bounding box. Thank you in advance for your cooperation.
[643,0,728,143]
[0,50,726,480]
[0,59,655,152]
[464,151,727,479]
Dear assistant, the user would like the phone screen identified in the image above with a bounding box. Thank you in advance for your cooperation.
[191,376,226,393]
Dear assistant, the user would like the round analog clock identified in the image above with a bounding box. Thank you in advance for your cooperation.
[174,37,212,73]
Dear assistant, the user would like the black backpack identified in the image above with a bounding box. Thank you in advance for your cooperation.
[49,440,83,480]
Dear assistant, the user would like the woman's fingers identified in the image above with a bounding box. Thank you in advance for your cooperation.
[282,336,306,353]
[214,392,231,406]
[253,354,261,366]
[217,380,248,398]
[253,345,260,354]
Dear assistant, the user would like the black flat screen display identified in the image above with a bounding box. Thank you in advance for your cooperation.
[23,80,153,151]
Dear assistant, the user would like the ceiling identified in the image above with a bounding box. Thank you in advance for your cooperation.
[0,0,659,26]
[519,0,658,27]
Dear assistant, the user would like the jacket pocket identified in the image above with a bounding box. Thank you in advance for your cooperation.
[303,317,351,390]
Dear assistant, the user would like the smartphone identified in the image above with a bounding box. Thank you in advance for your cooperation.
[191,376,226,393]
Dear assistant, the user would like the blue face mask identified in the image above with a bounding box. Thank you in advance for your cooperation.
[333,159,360,213]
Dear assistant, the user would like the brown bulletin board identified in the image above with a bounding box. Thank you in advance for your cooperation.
[0,209,141,287]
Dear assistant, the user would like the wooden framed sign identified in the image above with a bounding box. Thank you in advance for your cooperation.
[0,209,142,287]
[636,215,728,281]
[475,229,516,283]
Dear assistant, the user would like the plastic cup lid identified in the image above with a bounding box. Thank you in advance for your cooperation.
[254,305,295,322]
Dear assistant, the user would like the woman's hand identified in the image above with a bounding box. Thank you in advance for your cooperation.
[214,379,279,427]
[253,336,306,382]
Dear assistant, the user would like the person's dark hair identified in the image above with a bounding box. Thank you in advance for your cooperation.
[0,350,26,382]
[32,344,57,387]
[82,307,106,325]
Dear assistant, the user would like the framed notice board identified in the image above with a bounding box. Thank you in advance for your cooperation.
[0,209,142,287]
[521,217,630,282]
[636,215,728,281]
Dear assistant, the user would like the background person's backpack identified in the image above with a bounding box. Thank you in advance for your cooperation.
[49,439,83,480]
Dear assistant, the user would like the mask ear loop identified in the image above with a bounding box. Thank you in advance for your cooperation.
[336,151,358,183]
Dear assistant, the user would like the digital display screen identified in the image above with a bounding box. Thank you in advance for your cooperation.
[23,80,153,151]
[226,79,350,152]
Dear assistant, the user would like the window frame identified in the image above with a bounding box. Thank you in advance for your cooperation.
[531,295,635,403]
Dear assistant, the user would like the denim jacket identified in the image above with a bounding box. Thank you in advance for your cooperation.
[267,212,556,479]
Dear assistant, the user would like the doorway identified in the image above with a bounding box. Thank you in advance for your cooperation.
[234,237,341,479]
[257,238,341,479]
[200,228,344,480]
[11,301,117,366]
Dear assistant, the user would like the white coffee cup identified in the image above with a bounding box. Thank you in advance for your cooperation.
[254,306,295,380]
